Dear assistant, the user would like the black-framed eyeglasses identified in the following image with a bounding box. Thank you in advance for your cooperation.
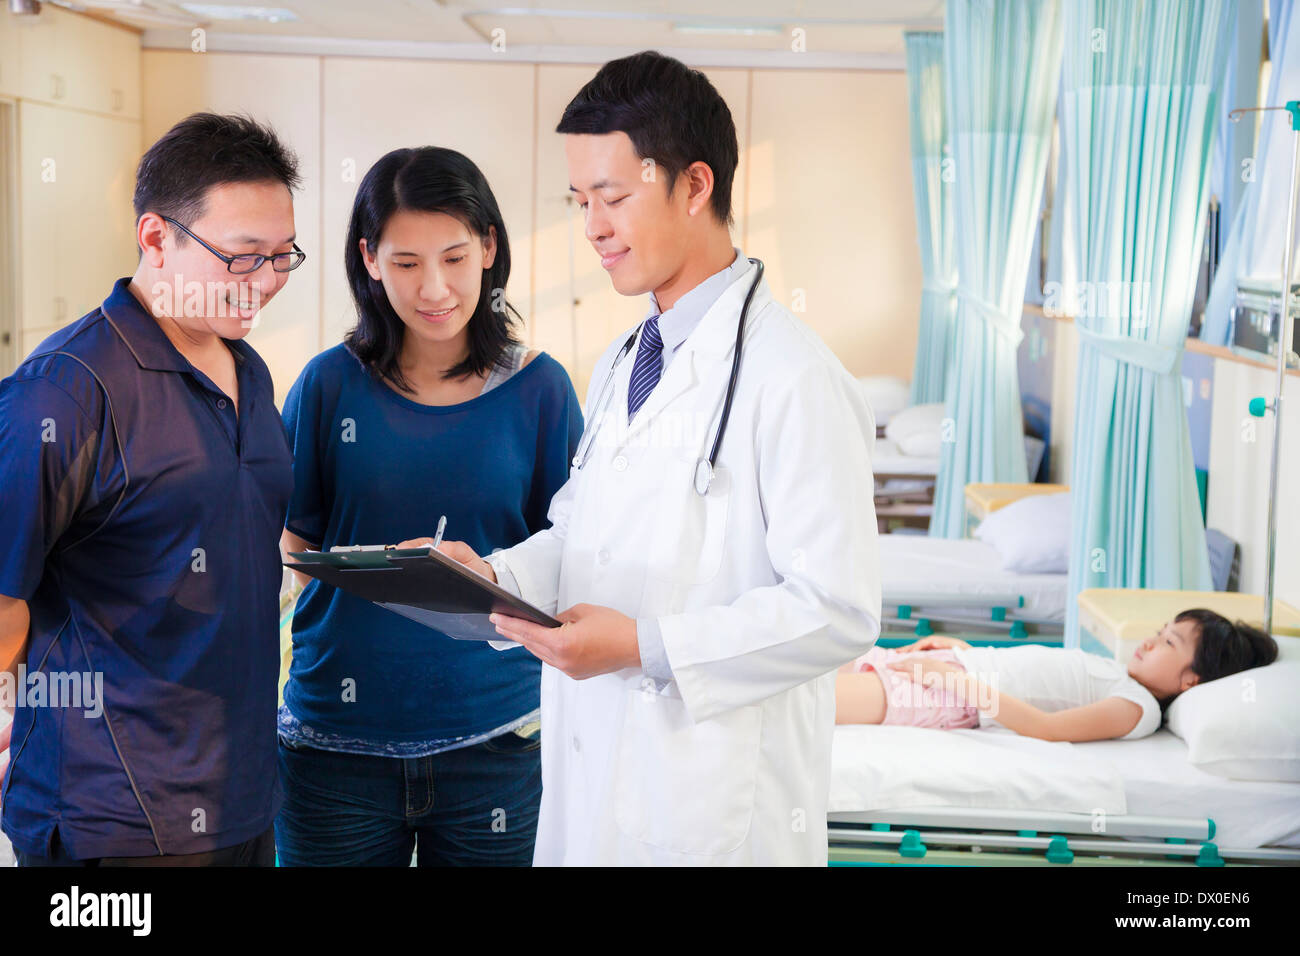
[161,215,307,275]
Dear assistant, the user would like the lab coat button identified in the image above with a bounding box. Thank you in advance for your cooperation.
[572,736,581,753]
[597,549,611,564]
[612,455,628,472]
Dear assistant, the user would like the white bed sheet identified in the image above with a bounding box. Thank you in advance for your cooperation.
[873,437,940,476]
[880,534,1069,622]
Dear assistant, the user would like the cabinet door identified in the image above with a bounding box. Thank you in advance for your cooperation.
[19,105,140,333]
[100,23,141,120]
[17,5,139,118]
[16,5,78,110]
[0,8,19,99]
[18,102,66,332]
[74,113,140,312]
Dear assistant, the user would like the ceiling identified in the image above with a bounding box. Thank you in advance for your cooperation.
[44,0,945,65]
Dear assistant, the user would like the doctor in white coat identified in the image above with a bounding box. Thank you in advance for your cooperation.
[431,51,881,865]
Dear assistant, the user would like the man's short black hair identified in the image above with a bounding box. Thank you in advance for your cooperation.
[133,112,302,243]
[556,50,738,228]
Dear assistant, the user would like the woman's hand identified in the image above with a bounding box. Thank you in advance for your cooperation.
[395,537,496,583]
[887,656,965,683]
[893,634,972,654]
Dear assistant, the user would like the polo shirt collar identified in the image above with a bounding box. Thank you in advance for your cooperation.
[101,276,249,372]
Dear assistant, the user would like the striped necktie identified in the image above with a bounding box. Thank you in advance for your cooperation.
[626,314,663,420]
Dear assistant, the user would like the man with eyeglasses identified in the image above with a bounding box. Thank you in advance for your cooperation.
[0,112,305,866]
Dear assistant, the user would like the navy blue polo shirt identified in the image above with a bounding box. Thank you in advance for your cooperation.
[0,277,293,859]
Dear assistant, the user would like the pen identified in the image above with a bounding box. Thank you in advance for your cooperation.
[431,514,447,550]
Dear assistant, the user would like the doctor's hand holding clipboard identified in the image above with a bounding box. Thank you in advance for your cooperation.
[431,51,882,867]
[395,537,642,679]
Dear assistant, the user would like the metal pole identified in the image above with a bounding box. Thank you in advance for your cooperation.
[1263,123,1300,636]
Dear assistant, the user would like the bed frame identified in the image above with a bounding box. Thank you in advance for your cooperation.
[880,595,1065,647]
[827,806,1300,866]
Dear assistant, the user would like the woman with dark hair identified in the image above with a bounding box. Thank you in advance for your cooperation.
[275,147,583,866]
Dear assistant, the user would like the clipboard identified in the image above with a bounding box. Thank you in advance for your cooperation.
[285,546,560,642]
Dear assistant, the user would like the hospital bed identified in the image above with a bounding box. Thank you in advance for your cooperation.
[828,726,1300,866]
[879,482,1071,645]
[830,593,1300,867]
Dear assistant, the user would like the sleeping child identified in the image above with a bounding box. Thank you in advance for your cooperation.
[834,608,1277,742]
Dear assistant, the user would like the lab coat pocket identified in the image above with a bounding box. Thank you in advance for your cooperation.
[644,455,732,585]
[613,692,761,856]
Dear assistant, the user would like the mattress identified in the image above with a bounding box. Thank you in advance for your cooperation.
[873,437,940,476]
[829,725,1300,850]
[1073,729,1300,850]
[879,534,1069,622]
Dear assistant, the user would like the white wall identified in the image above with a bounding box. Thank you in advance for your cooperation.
[1206,361,1300,607]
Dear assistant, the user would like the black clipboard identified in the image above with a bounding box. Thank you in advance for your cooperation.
[285,547,560,642]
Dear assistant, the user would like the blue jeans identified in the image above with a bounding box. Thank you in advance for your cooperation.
[274,729,541,866]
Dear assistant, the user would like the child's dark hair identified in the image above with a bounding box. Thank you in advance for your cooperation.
[1179,608,1278,684]
[133,112,301,242]
[343,147,523,390]
[1155,609,1276,718]
[556,50,738,228]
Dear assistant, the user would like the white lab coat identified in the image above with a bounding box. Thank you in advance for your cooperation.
[492,259,882,865]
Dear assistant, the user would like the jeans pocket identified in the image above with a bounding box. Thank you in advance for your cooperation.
[481,729,541,754]
[278,733,308,753]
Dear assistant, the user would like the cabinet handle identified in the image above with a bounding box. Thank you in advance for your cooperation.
[112,89,123,112]
[54,297,67,322]
[50,74,66,100]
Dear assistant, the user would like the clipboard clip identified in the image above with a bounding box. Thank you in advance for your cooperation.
[330,515,447,555]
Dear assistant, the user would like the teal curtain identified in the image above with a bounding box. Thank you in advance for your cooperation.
[929,0,1064,538]
[1061,0,1227,645]
[1203,0,1293,345]
[905,32,957,405]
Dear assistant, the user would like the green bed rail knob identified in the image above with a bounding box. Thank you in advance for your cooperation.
[1248,396,1269,417]
[1045,834,1073,864]
[898,829,927,859]
[1196,843,1225,867]
[1287,100,1300,130]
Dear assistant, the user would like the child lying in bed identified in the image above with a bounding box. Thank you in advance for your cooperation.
[835,608,1277,742]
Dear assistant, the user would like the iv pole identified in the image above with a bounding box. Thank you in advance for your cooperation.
[1229,101,1300,636]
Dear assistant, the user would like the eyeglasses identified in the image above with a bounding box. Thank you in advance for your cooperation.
[161,215,307,275]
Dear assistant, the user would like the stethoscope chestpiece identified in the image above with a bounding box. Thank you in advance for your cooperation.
[694,458,714,497]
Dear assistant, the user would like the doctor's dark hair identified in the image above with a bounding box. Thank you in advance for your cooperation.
[343,147,524,390]
[133,112,301,245]
[556,50,738,228]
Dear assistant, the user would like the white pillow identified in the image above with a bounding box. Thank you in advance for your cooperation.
[883,402,946,458]
[857,376,909,427]
[973,492,1071,573]
[1165,661,1300,782]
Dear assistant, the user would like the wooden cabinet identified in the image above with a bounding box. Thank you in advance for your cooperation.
[18,101,139,339]
[0,7,19,99]
[15,5,141,120]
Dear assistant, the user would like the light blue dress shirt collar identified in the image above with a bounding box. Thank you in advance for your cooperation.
[646,247,750,364]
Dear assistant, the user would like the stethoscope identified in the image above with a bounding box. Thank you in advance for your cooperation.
[571,258,764,497]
